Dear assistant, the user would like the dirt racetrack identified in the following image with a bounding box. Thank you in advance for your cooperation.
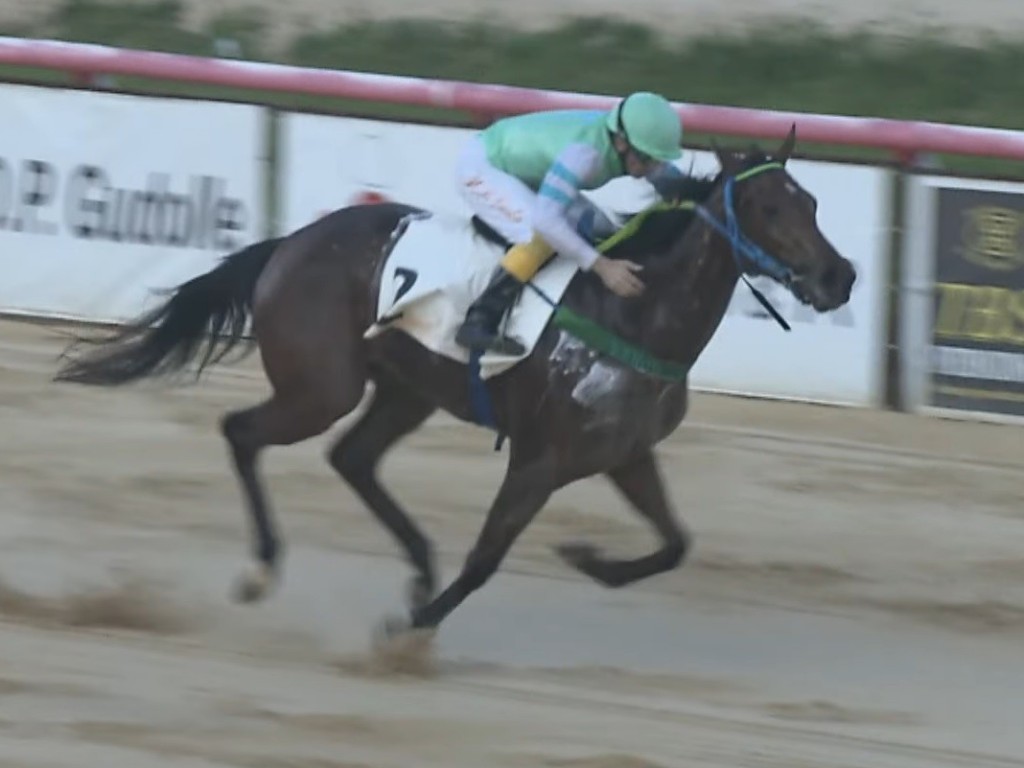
[2,316,1024,767]
[5,0,1024,49]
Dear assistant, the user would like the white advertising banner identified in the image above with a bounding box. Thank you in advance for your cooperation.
[0,84,266,323]
[278,113,474,230]
[280,112,889,405]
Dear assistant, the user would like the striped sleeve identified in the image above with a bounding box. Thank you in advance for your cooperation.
[532,144,605,270]
[536,143,601,209]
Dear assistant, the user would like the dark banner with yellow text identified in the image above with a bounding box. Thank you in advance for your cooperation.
[929,186,1024,416]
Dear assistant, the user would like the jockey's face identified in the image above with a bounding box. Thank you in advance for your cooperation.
[612,133,657,178]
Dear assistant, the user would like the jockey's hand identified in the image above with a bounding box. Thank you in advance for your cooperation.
[593,255,645,298]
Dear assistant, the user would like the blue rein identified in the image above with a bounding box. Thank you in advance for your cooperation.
[693,165,793,332]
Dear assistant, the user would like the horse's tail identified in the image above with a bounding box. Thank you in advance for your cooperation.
[54,236,282,386]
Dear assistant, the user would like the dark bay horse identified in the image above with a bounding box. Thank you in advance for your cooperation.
[53,127,856,642]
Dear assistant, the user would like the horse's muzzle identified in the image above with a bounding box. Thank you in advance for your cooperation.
[802,255,857,312]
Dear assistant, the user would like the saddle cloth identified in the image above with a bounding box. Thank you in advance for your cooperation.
[364,210,579,379]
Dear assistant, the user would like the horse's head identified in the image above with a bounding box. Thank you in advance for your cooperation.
[711,126,856,312]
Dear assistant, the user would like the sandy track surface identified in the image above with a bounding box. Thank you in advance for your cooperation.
[1,316,1023,767]
[184,0,1024,43]
[4,0,1024,48]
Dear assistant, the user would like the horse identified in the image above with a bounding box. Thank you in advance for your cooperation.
[53,126,856,643]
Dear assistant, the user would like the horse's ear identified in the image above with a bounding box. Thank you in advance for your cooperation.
[777,123,797,164]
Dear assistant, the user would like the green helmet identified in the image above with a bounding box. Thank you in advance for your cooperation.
[605,91,682,162]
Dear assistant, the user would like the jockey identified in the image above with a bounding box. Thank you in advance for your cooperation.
[454,90,688,356]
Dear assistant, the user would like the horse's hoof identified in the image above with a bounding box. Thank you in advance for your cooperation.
[373,613,411,646]
[405,575,434,612]
[232,562,276,603]
[370,614,438,677]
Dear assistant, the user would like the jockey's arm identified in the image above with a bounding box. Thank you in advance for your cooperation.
[531,144,606,271]
[645,160,686,201]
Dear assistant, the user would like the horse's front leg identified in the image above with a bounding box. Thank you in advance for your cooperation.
[556,448,690,588]
[381,452,554,637]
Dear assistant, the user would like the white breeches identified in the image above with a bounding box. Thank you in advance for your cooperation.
[454,135,616,246]
[455,134,536,245]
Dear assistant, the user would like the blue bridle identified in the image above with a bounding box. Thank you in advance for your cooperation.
[693,161,795,331]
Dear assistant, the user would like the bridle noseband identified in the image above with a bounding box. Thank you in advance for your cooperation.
[694,162,794,285]
[693,161,795,331]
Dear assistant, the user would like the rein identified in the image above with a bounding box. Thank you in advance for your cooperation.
[527,160,794,381]
[693,161,791,332]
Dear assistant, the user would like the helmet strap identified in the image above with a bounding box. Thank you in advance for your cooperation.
[611,94,634,171]
[615,93,633,145]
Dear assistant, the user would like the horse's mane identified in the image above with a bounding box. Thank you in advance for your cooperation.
[600,150,773,260]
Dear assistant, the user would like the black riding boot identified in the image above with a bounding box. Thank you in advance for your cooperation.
[455,267,527,356]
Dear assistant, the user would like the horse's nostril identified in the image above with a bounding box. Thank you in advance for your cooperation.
[841,262,856,296]
[821,261,855,299]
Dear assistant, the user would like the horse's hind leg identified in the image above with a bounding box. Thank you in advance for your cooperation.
[328,375,437,611]
[556,448,691,588]
[222,382,365,602]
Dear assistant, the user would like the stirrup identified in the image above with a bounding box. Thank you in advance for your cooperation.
[455,319,525,356]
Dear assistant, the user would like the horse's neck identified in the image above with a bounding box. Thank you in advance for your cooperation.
[571,205,741,373]
[643,221,740,370]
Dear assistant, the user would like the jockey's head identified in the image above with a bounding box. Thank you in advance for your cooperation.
[607,91,683,178]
